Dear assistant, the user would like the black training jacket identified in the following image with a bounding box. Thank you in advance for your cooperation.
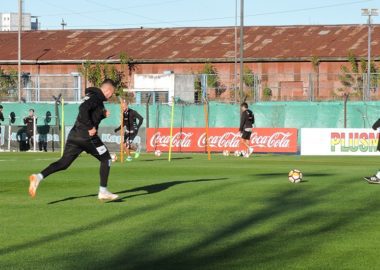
[73,87,107,134]
[372,118,380,151]
[23,116,36,134]
[0,111,3,133]
[115,108,144,133]
[240,109,255,132]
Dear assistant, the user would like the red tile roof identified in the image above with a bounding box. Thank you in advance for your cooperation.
[0,25,378,63]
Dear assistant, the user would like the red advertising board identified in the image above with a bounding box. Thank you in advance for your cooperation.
[146,128,298,153]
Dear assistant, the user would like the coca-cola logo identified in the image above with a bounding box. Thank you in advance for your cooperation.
[250,132,292,148]
[198,132,241,148]
[147,128,297,153]
[150,132,193,148]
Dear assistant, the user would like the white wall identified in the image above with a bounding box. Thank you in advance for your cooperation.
[134,74,195,104]
[0,13,31,31]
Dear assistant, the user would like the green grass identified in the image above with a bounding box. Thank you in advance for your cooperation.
[1,152,380,270]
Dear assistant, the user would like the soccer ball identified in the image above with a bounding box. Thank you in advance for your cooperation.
[222,150,230,156]
[155,150,162,157]
[110,153,118,162]
[288,169,303,183]
[234,150,241,157]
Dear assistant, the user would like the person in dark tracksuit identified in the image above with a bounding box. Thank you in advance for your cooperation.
[114,100,143,161]
[29,79,119,201]
[364,118,380,183]
[0,105,4,148]
[24,109,37,149]
[239,102,255,158]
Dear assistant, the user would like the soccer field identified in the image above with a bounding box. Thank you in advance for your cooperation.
[1,152,380,270]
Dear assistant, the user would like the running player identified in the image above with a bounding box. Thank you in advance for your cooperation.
[364,118,380,183]
[239,102,254,158]
[114,100,143,161]
[29,79,119,201]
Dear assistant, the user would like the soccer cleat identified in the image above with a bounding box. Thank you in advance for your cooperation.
[364,175,380,184]
[126,156,133,162]
[28,174,41,198]
[98,190,119,201]
[134,152,140,159]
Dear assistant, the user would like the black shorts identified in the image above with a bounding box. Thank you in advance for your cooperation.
[124,131,137,144]
[65,131,111,162]
[241,131,252,140]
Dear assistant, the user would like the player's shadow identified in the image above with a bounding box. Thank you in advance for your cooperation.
[142,157,193,162]
[48,177,228,205]
[110,177,227,203]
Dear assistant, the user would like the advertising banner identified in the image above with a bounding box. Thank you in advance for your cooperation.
[0,125,146,152]
[146,128,298,153]
[301,128,380,156]
[98,127,146,152]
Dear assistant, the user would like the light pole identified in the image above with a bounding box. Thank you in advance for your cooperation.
[18,0,22,102]
[239,0,244,102]
[361,8,378,100]
[234,0,238,104]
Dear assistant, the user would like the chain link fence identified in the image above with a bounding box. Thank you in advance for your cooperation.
[0,73,81,103]
[1,72,380,103]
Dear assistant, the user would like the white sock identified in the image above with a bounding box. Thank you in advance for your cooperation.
[37,173,44,181]
[99,186,108,193]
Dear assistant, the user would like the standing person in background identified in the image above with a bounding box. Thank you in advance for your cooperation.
[239,102,254,158]
[38,113,50,152]
[115,100,144,162]
[0,105,4,150]
[24,109,37,150]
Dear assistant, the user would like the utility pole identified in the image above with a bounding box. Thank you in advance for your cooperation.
[361,8,378,100]
[234,0,238,104]
[18,0,22,102]
[61,18,67,30]
[239,0,244,102]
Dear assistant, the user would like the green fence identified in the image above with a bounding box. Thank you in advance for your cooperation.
[1,101,380,129]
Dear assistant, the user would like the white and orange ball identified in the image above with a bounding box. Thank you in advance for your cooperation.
[222,150,230,156]
[110,153,118,162]
[288,169,303,183]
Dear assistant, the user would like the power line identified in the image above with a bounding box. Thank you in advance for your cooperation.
[38,0,187,18]
[40,0,374,29]
[39,0,121,27]
[84,0,180,27]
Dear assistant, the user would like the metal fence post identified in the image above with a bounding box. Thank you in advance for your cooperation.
[253,74,260,103]
[363,73,368,101]
[308,73,313,101]
[201,74,207,100]
[37,73,40,102]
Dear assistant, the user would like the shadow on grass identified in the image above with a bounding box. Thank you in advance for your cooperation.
[48,177,228,205]
[0,178,234,260]
[142,157,193,162]
[86,178,376,270]
[111,177,228,203]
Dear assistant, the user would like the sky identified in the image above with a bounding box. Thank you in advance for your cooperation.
[1,0,380,30]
